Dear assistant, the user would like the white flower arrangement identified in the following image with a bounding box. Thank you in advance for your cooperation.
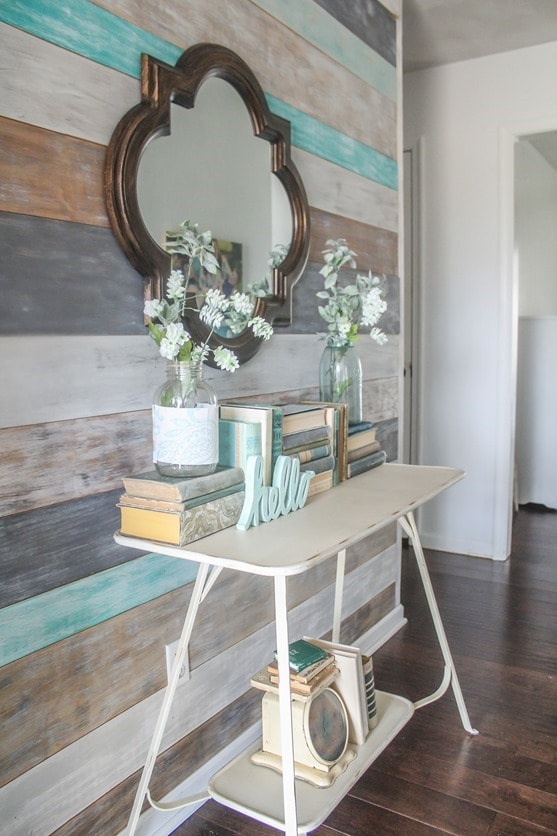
[317,238,388,347]
[144,220,273,371]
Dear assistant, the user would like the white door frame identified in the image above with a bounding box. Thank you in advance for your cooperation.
[497,115,557,557]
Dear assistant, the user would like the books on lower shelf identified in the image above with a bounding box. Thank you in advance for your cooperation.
[251,639,338,698]
[346,449,387,478]
[303,637,370,745]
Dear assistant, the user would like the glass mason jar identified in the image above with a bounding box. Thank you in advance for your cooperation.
[319,341,363,425]
[152,360,219,477]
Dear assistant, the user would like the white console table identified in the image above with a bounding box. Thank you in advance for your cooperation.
[115,463,478,836]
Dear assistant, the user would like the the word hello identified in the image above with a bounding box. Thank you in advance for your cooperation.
[236,455,315,531]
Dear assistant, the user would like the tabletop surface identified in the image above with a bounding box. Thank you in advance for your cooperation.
[114,463,464,577]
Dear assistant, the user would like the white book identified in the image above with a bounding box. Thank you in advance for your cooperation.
[303,637,368,745]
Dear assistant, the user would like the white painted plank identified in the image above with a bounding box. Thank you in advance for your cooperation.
[0,23,139,146]
[0,335,399,428]
[0,546,399,834]
[295,149,399,233]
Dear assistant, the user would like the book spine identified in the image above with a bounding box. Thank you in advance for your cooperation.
[300,455,335,475]
[362,655,378,730]
[288,444,332,464]
[271,407,283,470]
[347,450,387,478]
[346,440,381,463]
[218,420,262,470]
[282,425,330,452]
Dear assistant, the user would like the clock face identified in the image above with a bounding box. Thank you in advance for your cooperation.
[305,688,348,765]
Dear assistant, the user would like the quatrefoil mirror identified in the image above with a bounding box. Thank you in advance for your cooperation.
[105,42,310,365]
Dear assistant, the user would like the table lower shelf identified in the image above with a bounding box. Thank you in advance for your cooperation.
[208,690,414,833]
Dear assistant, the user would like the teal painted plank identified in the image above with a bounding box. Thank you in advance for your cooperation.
[0,0,181,78]
[0,553,198,667]
[251,0,397,101]
[267,95,398,190]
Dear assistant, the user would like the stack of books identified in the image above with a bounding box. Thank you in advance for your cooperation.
[219,400,347,496]
[280,404,336,497]
[251,639,338,698]
[117,466,245,545]
[346,421,387,478]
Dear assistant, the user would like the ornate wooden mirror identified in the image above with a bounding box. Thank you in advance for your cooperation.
[105,42,310,365]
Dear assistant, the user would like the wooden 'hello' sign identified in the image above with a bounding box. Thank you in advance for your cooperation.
[236,455,315,531]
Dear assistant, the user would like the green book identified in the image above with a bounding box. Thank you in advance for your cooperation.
[274,639,330,674]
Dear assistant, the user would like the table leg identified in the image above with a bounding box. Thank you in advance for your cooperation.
[126,563,212,836]
[398,512,479,735]
[274,575,299,836]
[332,548,346,644]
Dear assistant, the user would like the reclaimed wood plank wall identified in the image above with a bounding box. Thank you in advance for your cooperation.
[0,0,402,831]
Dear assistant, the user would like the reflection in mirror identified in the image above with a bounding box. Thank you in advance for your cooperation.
[105,43,310,365]
[137,81,293,304]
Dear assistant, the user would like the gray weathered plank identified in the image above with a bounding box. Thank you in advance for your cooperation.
[313,0,397,66]
[0,212,144,335]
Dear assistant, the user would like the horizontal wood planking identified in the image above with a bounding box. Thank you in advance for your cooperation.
[57,586,398,835]
[1,12,396,164]
[0,23,139,146]
[0,550,400,830]
[309,207,398,275]
[0,0,182,80]
[0,413,152,516]
[0,116,108,226]
[0,212,145,335]
[268,95,396,188]
[96,0,397,156]
[311,0,397,66]
[0,334,399,428]
[296,149,398,233]
[0,532,396,785]
[56,689,264,836]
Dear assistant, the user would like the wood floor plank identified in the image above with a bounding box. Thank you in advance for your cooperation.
[171,505,557,836]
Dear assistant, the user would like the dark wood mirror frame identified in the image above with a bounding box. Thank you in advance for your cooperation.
[105,42,310,365]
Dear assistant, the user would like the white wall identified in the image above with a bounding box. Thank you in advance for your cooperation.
[404,41,557,559]
[515,139,557,316]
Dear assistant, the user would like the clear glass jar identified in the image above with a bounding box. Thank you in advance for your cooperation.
[319,341,363,425]
[152,360,218,477]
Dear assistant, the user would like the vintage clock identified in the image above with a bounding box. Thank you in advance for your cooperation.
[251,687,356,787]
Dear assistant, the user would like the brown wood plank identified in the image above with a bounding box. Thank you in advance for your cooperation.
[0,411,152,518]
[0,116,109,226]
[309,206,399,275]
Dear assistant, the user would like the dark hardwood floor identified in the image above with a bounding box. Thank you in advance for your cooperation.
[176,505,557,835]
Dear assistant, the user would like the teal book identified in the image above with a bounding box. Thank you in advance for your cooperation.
[218,419,262,472]
[274,639,330,674]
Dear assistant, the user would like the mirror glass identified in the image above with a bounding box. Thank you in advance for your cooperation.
[137,80,293,313]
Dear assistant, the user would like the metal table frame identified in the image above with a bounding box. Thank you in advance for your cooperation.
[114,463,478,836]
